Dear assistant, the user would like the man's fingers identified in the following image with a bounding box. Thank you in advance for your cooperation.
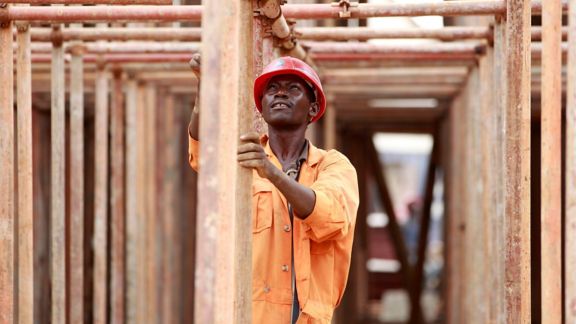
[189,53,201,77]
[239,132,260,144]
[238,160,261,169]
[238,142,264,154]
[237,151,266,162]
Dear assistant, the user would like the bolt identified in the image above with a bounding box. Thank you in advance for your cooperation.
[0,3,7,8]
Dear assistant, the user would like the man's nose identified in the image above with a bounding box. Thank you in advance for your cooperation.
[274,87,289,98]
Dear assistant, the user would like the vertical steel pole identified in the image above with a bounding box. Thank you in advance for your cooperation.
[504,0,531,322]
[195,0,254,323]
[110,68,126,324]
[125,77,138,324]
[51,23,66,324]
[323,98,337,150]
[541,1,562,323]
[565,0,576,321]
[93,63,109,324]
[69,41,85,324]
[16,13,33,324]
[0,8,15,324]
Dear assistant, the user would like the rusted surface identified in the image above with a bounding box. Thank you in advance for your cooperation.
[566,0,576,321]
[540,0,562,322]
[134,83,148,324]
[283,0,507,19]
[282,0,563,19]
[16,17,33,324]
[323,99,336,150]
[125,79,138,324]
[0,14,15,324]
[298,26,492,41]
[195,1,254,323]
[306,41,485,57]
[30,27,202,42]
[28,42,200,53]
[489,19,506,323]
[4,0,171,3]
[504,0,532,322]
[144,84,158,323]
[22,26,567,42]
[30,53,192,64]
[479,48,496,323]
[4,5,202,23]
[110,69,126,324]
[69,39,85,324]
[51,27,66,324]
[93,66,109,324]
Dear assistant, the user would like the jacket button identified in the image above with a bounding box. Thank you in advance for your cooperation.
[281,264,289,272]
[283,224,291,232]
[264,286,271,293]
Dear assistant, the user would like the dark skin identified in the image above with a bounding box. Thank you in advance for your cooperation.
[189,55,319,218]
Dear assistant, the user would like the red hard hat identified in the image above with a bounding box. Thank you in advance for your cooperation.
[254,57,326,123]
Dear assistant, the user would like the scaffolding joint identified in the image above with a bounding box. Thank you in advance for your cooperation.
[331,0,358,18]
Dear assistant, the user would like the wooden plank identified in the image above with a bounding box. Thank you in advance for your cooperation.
[16,16,33,324]
[110,69,126,324]
[0,12,15,324]
[565,0,576,321]
[69,41,85,324]
[503,0,532,321]
[93,65,109,324]
[195,1,254,322]
[125,78,138,324]
[51,25,66,324]
[540,1,563,323]
[409,135,438,323]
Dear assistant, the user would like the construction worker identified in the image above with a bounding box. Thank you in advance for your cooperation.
[188,55,359,324]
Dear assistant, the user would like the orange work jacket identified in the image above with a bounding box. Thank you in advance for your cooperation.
[189,134,359,324]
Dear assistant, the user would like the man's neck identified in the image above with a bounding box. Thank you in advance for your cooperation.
[267,127,307,165]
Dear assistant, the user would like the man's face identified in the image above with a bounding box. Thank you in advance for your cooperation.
[261,74,318,129]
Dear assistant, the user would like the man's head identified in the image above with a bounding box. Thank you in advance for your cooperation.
[254,57,326,124]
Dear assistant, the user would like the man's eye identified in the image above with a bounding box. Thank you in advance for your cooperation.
[266,84,278,92]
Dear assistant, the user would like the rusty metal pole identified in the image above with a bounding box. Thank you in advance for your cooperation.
[125,77,138,324]
[93,63,109,324]
[69,40,85,324]
[50,23,66,324]
[15,13,33,324]
[0,7,15,324]
[540,0,562,323]
[110,68,126,324]
[565,0,576,321]
[4,0,171,4]
[503,0,531,322]
[195,0,254,323]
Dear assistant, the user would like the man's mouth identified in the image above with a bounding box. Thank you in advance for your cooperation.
[271,102,291,109]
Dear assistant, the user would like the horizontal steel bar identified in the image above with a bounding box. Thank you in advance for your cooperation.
[3,0,171,4]
[0,1,566,23]
[25,42,200,53]
[28,27,202,42]
[17,26,568,42]
[1,5,202,23]
[29,53,192,63]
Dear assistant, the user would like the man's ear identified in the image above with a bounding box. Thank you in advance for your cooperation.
[308,102,320,121]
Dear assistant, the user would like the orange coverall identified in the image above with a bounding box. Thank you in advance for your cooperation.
[189,134,359,323]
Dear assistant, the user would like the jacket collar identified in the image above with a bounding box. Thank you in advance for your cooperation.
[261,134,322,168]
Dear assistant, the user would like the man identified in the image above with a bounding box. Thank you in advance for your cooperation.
[188,55,359,324]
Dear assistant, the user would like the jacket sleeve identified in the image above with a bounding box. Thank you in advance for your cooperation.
[188,135,200,172]
[302,153,359,243]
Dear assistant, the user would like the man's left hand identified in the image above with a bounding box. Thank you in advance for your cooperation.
[238,132,276,179]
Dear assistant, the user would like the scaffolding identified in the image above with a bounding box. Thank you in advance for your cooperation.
[0,0,573,323]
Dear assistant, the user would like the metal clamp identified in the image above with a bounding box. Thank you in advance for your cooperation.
[331,0,358,18]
